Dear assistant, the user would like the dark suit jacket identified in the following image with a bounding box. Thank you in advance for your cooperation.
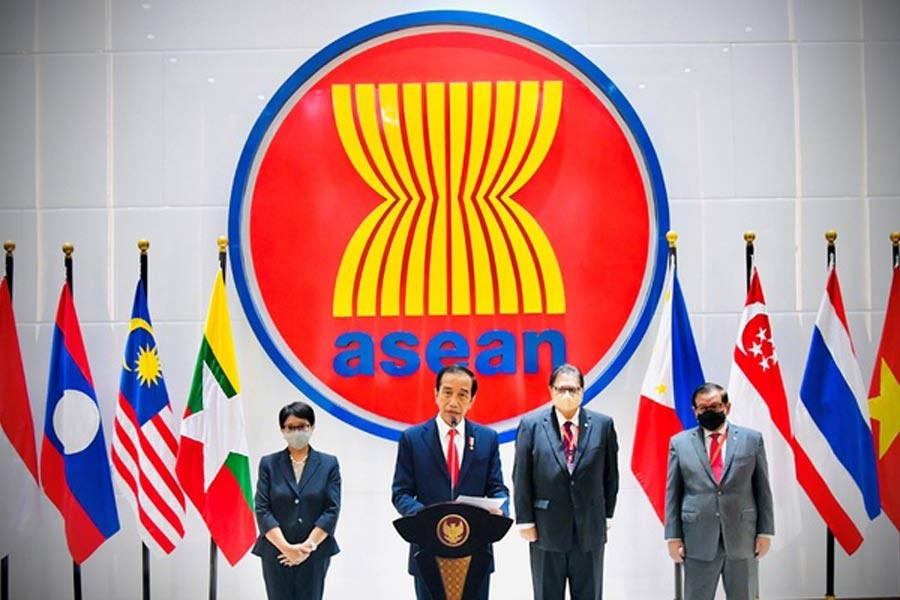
[664,423,774,561]
[391,418,509,573]
[513,407,619,553]
[252,447,341,561]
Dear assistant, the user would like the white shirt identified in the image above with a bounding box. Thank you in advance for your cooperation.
[703,421,728,462]
[555,407,581,443]
[435,416,465,469]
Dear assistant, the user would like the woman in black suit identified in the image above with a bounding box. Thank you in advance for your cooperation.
[253,401,341,600]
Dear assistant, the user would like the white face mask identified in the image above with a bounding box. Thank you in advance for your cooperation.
[283,429,313,450]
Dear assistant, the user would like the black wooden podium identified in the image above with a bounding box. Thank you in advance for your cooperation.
[393,502,512,600]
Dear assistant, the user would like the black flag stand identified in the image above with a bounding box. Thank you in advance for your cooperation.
[207,236,229,600]
[138,239,152,600]
[666,231,684,600]
[62,243,83,600]
[742,233,763,600]
[824,230,838,600]
[1,241,15,600]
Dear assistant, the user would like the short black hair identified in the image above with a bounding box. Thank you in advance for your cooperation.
[279,401,316,428]
[549,363,584,388]
[435,364,478,397]
[691,382,729,407]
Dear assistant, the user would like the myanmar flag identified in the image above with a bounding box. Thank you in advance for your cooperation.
[869,261,900,531]
[175,270,255,565]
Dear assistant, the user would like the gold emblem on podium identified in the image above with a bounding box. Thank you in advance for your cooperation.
[436,514,470,548]
[331,81,566,318]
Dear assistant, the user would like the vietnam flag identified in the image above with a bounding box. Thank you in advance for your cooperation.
[175,270,255,565]
[869,260,900,531]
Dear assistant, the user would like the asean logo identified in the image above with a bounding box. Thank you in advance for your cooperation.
[229,11,669,441]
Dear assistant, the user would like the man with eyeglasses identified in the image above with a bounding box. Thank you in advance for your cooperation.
[664,382,774,600]
[391,364,509,600]
[512,363,619,600]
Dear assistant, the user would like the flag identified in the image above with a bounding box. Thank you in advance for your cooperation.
[631,256,705,522]
[175,270,255,566]
[111,279,185,554]
[41,282,119,563]
[795,265,880,554]
[0,277,40,557]
[868,261,900,530]
[726,267,802,547]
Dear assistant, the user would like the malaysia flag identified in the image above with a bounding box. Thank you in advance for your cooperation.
[795,265,880,554]
[41,282,120,563]
[631,256,704,522]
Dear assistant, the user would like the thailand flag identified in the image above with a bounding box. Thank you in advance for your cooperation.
[795,265,880,554]
[631,256,705,522]
[41,282,120,564]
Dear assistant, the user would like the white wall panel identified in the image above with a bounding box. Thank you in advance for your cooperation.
[0,56,36,210]
[865,42,900,196]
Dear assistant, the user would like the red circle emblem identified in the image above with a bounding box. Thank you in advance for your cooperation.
[230,12,669,440]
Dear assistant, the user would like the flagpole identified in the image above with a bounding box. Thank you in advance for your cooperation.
[138,239,151,600]
[824,230,837,600]
[744,231,755,290]
[1,241,14,600]
[206,236,229,600]
[892,231,899,270]
[666,231,684,600]
[62,243,83,600]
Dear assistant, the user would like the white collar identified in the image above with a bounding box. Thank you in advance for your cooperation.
[702,421,729,439]
[436,416,465,438]
[554,407,581,428]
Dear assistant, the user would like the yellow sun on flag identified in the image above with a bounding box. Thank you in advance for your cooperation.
[135,344,163,387]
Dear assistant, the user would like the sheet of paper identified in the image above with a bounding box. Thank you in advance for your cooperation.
[454,495,505,511]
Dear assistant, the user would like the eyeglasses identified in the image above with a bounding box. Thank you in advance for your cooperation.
[696,403,726,412]
[283,424,312,433]
[552,385,583,395]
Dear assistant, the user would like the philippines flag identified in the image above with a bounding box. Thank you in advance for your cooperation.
[631,256,705,522]
[41,282,119,563]
[795,265,880,554]
[111,280,185,555]
[727,267,803,547]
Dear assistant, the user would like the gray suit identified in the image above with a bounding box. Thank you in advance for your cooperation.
[665,423,774,599]
[513,408,619,600]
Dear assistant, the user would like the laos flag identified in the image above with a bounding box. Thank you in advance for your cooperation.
[41,282,119,563]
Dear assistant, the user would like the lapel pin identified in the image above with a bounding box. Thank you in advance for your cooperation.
[468,436,475,451]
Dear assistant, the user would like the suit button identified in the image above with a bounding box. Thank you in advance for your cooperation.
[298,518,303,523]
[715,512,720,517]
[294,499,300,504]
[717,491,722,496]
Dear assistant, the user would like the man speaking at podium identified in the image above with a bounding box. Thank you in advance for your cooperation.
[392,364,509,600]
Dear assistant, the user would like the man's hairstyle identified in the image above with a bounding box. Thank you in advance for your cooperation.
[548,363,584,389]
[278,401,316,428]
[435,364,478,397]
[691,382,729,407]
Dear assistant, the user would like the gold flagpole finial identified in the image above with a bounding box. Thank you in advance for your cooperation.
[825,230,837,246]
[3,241,14,256]
[62,242,74,257]
[666,231,678,248]
[138,239,149,254]
[891,231,900,246]
[744,231,756,246]
[217,236,228,252]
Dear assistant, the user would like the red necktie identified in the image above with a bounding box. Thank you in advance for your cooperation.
[447,428,459,489]
[709,432,724,483]
[562,421,576,467]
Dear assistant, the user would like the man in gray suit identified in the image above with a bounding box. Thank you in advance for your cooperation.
[665,382,774,600]
[513,364,619,600]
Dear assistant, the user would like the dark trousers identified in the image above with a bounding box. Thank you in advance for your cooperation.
[529,543,605,600]
[261,555,331,600]
[413,572,490,600]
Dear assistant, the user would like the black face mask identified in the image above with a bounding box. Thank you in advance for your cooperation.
[697,409,726,431]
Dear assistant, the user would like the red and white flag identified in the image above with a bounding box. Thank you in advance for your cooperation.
[726,267,802,547]
[0,277,40,557]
